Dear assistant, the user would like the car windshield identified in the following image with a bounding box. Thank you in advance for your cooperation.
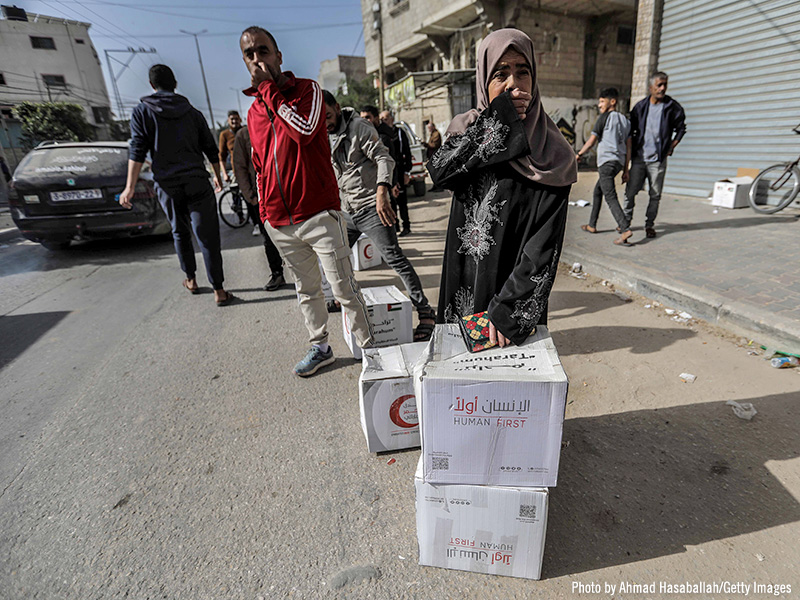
[16,146,127,180]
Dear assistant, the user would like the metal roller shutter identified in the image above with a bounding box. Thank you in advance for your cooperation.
[658,0,800,197]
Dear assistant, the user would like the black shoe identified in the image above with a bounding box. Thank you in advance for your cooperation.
[398,228,411,237]
[265,272,285,291]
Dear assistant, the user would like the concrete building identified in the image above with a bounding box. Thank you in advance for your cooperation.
[318,55,368,96]
[361,0,636,146]
[0,5,112,168]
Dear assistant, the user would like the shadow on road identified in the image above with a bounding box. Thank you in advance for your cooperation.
[0,311,70,370]
[553,325,696,356]
[544,392,800,577]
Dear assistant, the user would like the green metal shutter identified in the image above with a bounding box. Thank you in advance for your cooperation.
[658,0,800,197]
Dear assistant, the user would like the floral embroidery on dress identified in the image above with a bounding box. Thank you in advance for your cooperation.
[456,172,506,263]
[444,286,475,323]
[510,246,560,333]
[429,112,509,172]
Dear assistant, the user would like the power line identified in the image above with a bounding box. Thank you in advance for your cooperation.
[91,22,363,38]
[54,1,356,7]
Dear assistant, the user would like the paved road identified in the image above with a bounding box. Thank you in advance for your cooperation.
[0,193,798,599]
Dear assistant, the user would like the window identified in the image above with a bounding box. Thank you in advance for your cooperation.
[617,26,635,46]
[75,39,85,45]
[0,73,5,85]
[42,74,67,88]
[92,106,111,123]
[30,36,56,50]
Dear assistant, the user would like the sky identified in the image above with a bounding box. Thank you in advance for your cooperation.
[19,0,366,125]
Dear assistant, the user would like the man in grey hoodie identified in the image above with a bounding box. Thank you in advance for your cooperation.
[323,90,435,341]
[120,64,233,305]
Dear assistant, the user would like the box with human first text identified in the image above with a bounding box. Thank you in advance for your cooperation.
[414,458,549,580]
[415,324,568,487]
[343,285,413,360]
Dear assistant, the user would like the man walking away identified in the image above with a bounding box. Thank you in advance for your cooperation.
[232,126,286,291]
[576,87,633,245]
[240,26,372,377]
[360,106,394,159]
[624,72,686,239]
[324,91,437,342]
[380,109,413,237]
[120,64,234,306]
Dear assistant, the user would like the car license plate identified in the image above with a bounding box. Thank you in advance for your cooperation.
[50,188,103,202]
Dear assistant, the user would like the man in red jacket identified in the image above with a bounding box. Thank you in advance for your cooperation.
[240,26,372,376]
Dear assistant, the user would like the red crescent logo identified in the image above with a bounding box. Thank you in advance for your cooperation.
[363,243,373,260]
[389,394,418,428]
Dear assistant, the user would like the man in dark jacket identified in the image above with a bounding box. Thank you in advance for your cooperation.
[232,126,285,291]
[624,71,686,238]
[380,109,414,237]
[119,64,233,305]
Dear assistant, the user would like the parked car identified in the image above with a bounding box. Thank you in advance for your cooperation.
[396,121,428,197]
[8,141,169,250]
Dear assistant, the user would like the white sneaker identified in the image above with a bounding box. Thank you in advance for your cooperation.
[252,225,260,236]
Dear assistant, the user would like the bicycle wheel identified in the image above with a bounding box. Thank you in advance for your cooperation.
[218,188,249,228]
[748,164,800,214]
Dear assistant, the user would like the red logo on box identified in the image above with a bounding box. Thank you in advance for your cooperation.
[389,394,418,428]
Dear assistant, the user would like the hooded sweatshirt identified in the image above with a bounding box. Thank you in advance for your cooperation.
[129,91,219,183]
[328,107,394,215]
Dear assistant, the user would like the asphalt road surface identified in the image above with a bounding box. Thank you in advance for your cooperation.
[1,195,798,599]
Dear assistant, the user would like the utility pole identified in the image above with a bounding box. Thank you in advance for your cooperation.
[104,47,158,120]
[181,29,215,129]
[372,1,385,111]
[229,87,243,115]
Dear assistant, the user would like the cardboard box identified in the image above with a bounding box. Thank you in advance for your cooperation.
[352,233,382,271]
[417,325,568,487]
[318,259,335,302]
[415,459,549,580]
[359,342,428,452]
[712,176,753,209]
[343,285,413,360]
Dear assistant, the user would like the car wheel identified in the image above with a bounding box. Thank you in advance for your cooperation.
[413,180,427,197]
[41,240,71,251]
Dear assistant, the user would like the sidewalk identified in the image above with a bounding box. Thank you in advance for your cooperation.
[562,171,800,353]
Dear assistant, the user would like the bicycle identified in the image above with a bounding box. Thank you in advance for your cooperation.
[748,123,800,214]
[218,179,249,229]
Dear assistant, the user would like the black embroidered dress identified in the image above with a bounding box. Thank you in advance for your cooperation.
[429,91,571,346]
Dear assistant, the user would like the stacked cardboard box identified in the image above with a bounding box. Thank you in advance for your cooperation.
[413,324,568,579]
[343,285,413,360]
[359,342,428,452]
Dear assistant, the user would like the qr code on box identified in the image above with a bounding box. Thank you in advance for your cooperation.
[432,457,449,470]
[519,504,537,519]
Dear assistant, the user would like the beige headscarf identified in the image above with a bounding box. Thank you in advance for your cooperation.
[447,28,577,188]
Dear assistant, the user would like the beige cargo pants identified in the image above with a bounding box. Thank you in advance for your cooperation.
[266,210,373,348]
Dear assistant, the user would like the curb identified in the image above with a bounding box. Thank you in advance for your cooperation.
[560,247,800,355]
[0,226,20,244]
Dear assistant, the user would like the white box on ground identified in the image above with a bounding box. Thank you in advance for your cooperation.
[343,285,413,360]
[712,176,753,209]
[417,325,568,487]
[415,459,548,580]
[352,233,382,271]
[359,342,428,452]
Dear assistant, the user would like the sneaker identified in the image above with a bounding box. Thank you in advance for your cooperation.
[264,272,285,291]
[398,228,411,237]
[252,225,260,236]
[293,346,334,377]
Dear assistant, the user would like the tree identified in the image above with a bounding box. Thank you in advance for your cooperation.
[12,102,94,150]
[334,75,380,110]
[108,119,130,142]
